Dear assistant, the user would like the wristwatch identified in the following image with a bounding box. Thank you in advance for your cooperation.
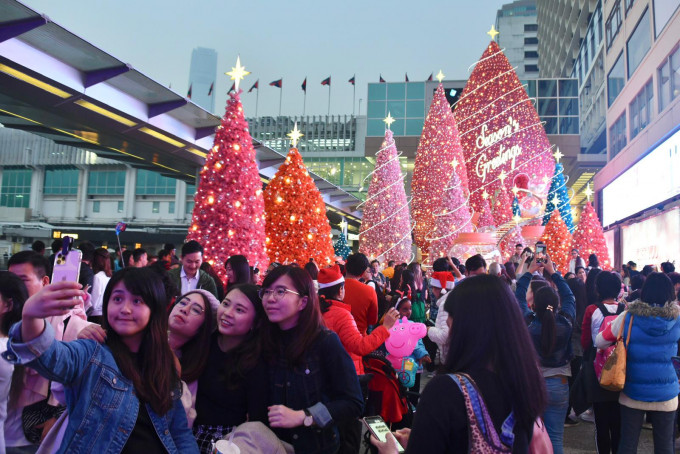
[303,409,314,427]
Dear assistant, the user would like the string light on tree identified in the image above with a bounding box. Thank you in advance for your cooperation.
[571,201,611,270]
[454,37,554,225]
[358,123,413,263]
[427,166,474,263]
[542,153,575,233]
[540,209,573,272]
[334,231,351,260]
[263,123,335,265]
[187,56,268,283]
[411,82,468,255]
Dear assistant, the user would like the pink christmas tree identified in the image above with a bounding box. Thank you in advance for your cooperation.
[188,89,269,282]
[359,128,412,263]
[492,188,512,226]
[455,40,554,219]
[477,197,495,231]
[411,84,468,255]
[428,169,473,262]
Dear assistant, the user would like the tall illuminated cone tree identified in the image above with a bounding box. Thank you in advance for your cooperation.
[540,209,573,272]
[455,37,554,223]
[359,124,412,263]
[263,125,335,265]
[187,58,268,282]
[542,155,575,233]
[411,78,468,254]
[492,188,512,226]
[334,232,351,260]
[428,167,473,262]
[572,201,611,270]
[477,197,495,231]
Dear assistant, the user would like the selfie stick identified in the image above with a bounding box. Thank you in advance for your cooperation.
[115,222,127,267]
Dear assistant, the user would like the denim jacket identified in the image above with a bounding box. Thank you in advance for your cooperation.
[269,329,364,454]
[3,321,199,454]
[515,271,576,368]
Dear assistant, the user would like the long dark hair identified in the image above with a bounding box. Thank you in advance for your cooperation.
[443,275,546,429]
[220,284,266,388]
[567,277,588,327]
[585,268,602,306]
[1,272,28,410]
[225,255,251,285]
[171,291,216,383]
[399,270,415,296]
[93,248,113,278]
[533,286,559,356]
[102,268,178,414]
[261,265,324,365]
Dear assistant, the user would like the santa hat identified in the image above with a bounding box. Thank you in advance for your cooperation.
[431,271,455,294]
[318,265,345,289]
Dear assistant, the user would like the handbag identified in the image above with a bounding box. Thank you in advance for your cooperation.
[599,314,634,392]
[21,398,65,444]
[448,373,513,453]
[529,417,553,454]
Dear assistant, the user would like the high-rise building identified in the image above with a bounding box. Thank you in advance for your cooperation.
[593,0,680,267]
[537,0,601,77]
[188,47,217,113]
[496,0,539,79]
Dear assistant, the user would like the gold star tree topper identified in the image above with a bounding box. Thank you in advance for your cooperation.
[553,147,564,162]
[583,184,593,201]
[287,122,304,147]
[383,112,396,130]
[225,56,250,91]
[436,70,445,83]
[487,25,500,41]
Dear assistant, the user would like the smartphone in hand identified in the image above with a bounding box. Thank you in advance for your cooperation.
[363,416,405,453]
[52,249,82,285]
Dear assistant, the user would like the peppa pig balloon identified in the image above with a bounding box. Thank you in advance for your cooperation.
[385,317,427,370]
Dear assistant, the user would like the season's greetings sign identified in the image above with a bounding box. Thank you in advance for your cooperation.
[455,41,554,224]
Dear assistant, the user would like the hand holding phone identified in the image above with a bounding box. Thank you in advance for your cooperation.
[364,416,405,453]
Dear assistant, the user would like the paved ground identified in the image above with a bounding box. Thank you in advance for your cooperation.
[563,416,656,453]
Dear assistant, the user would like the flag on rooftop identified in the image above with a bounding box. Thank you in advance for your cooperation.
[427,73,433,82]
[270,79,282,88]
[348,75,355,85]
[187,84,192,98]
[405,73,409,82]
[208,82,214,96]
[248,80,259,92]
[321,76,331,86]
[301,77,307,92]
[379,75,385,83]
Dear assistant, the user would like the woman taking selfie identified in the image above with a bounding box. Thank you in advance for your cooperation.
[4,267,198,453]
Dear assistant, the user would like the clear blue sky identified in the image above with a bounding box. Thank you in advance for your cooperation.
[23,0,506,118]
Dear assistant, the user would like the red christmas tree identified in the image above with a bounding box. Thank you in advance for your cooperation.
[263,141,335,266]
[540,209,573,273]
[572,202,612,270]
[359,128,413,263]
[455,40,554,223]
[187,89,268,282]
[411,84,468,255]
[428,167,473,262]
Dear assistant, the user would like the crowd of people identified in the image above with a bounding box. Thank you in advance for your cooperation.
[0,237,678,454]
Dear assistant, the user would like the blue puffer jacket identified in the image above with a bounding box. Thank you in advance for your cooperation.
[621,301,680,402]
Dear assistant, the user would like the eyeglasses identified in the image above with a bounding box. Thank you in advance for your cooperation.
[258,287,301,301]
[176,299,205,316]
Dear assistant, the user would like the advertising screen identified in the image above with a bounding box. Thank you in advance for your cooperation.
[602,128,680,226]
[621,208,680,266]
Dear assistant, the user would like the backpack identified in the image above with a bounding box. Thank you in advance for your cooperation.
[410,288,427,324]
[593,302,626,380]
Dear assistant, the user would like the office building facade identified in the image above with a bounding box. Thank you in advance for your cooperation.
[496,0,540,79]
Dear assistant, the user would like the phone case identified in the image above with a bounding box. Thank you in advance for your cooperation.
[363,417,405,453]
[52,250,82,284]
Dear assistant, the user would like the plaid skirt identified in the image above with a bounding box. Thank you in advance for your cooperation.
[193,424,234,454]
